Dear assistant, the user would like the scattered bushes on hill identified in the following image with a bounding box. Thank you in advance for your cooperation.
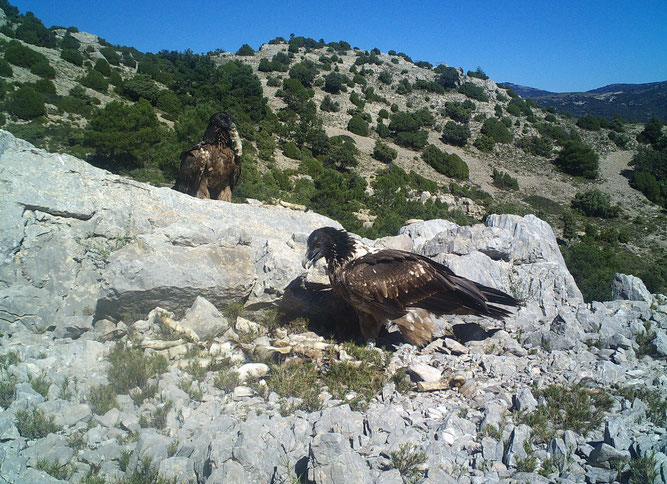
[282,141,301,160]
[576,114,602,131]
[289,60,319,88]
[4,41,47,67]
[94,58,112,77]
[378,70,392,84]
[8,86,45,119]
[467,67,488,80]
[444,100,475,123]
[156,90,182,116]
[323,72,345,94]
[441,121,471,147]
[122,74,159,104]
[29,61,55,79]
[473,134,495,152]
[100,47,121,66]
[236,44,255,56]
[15,11,56,48]
[388,111,431,150]
[458,82,488,101]
[571,189,621,218]
[422,144,469,180]
[492,168,519,190]
[554,140,599,179]
[80,69,108,92]
[519,136,553,157]
[258,52,291,73]
[320,95,340,112]
[481,117,512,143]
[629,148,667,207]
[637,116,665,148]
[372,140,397,163]
[61,48,83,66]
[0,59,11,77]
[60,32,80,50]
[347,114,369,136]
[435,66,460,89]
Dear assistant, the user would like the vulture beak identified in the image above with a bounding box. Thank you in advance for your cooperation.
[302,246,323,269]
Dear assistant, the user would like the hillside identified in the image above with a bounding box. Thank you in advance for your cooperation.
[1,130,666,484]
[500,81,667,122]
[0,3,665,299]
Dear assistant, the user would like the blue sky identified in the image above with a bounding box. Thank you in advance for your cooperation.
[16,0,667,92]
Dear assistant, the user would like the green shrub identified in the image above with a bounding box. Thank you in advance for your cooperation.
[481,117,512,143]
[474,134,495,152]
[394,130,428,150]
[30,78,56,94]
[0,58,12,77]
[436,66,460,89]
[30,60,55,79]
[15,13,56,47]
[289,59,319,87]
[445,100,475,123]
[100,47,121,65]
[576,114,601,131]
[608,131,629,148]
[441,121,470,147]
[637,116,664,147]
[320,94,340,112]
[467,66,488,79]
[156,90,182,115]
[347,114,369,136]
[422,144,469,179]
[458,82,488,101]
[555,141,599,178]
[571,190,621,218]
[122,74,159,103]
[61,48,83,66]
[378,70,392,84]
[15,407,61,439]
[80,69,108,92]
[88,384,118,415]
[106,341,167,400]
[372,140,397,163]
[282,141,301,160]
[4,41,47,67]
[60,32,80,50]
[323,72,345,94]
[520,136,553,157]
[236,43,255,56]
[94,58,111,76]
[8,87,45,119]
[492,168,519,190]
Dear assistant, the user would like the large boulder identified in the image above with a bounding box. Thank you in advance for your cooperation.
[0,130,337,335]
[610,273,653,303]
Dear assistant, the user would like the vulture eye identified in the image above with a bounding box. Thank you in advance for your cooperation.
[315,241,322,247]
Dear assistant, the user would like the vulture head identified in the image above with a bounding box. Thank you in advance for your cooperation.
[302,227,355,269]
[202,112,243,157]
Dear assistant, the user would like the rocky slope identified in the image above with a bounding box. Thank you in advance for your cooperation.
[1,132,666,484]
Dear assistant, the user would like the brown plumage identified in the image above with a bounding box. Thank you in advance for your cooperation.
[303,227,519,346]
[173,112,242,202]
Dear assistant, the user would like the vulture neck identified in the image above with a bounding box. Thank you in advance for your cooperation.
[327,234,373,271]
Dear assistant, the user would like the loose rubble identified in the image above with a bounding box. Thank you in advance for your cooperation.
[1,131,666,483]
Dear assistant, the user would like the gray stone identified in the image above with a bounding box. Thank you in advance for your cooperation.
[654,329,667,358]
[513,387,538,412]
[158,456,195,483]
[207,460,248,483]
[407,362,442,382]
[481,437,503,461]
[585,466,618,484]
[588,443,630,466]
[236,363,270,382]
[502,424,531,466]
[39,400,92,427]
[308,432,373,484]
[20,434,73,467]
[127,430,171,473]
[604,417,631,451]
[611,273,653,303]
[548,437,568,471]
[180,296,230,340]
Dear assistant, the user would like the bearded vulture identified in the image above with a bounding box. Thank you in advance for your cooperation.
[173,112,243,202]
[302,227,519,346]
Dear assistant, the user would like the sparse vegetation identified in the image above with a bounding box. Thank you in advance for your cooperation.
[15,407,62,439]
[390,442,427,484]
[518,384,613,442]
[106,342,167,403]
[88,383,119,415]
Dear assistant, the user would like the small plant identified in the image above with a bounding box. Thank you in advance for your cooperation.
[538,457,557,477]
[518,384,613,442]
[628,451,659,484]
[214,367,240,393]
[35,458,75,480]
[389,442,427,484]
[515,455,537,473]
[265,360,321,412]
[492,168,519,190]
[119,449,132,471]
[223,302,246,321]
[29,372,51,397]
[15,407,61,439]
[481,424,502,440]
[106,342,167,403]
[616,386,666,426]
[139,400,172,429]
[88,384,118,415]
[391,370,413,394]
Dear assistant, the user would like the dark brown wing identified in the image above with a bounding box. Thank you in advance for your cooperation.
[173,142,206,195]
[343,249,517,320]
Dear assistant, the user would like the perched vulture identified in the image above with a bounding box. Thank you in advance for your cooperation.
[302,227,520,346]
[173,112,243,202]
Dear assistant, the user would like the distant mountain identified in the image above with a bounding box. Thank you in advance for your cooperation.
[499,81,667,122]
[497,83,555,98]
